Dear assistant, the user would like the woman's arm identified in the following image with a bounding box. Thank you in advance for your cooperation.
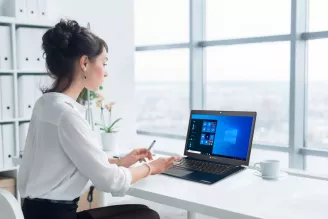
[109,156,178,184]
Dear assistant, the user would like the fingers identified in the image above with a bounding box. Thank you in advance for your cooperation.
[165,157,176,169]
[135,148,148,154]
[147,151,153,161]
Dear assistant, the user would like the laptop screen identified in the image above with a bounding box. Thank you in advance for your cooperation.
[186,113,254,161]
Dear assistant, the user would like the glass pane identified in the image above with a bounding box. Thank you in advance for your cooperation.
[205,42,290,146]
[135,0,189,46]
[307,39,328,149]
[306,155,328,176]
[135,49,189,135]
[309,0,328,32]
[206,0,291,40]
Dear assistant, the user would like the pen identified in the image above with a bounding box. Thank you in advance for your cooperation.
[140,140,156,162]
[147,140,156,152]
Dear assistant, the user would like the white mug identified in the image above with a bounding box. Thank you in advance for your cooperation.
[254,160,280,179]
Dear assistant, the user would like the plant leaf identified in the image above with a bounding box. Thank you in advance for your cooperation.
[107,118,122,131]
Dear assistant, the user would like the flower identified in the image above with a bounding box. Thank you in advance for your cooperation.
[95,96,122,133]
[97,93,104,101]
[96,99,103,108]
[105,101,116,111]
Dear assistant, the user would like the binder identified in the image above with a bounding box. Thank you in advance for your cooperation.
[0,76,14,120]
[15,0,27,19]
[0,26,12,70]
[0,126,3,169]
[16,27,34,70]
[17,28,46,70]
[34,29,47,70]
[37,0,47,19]
[2,124,15,168]
[26,0,37,20]
[19,123,29,152]
[18,76,35,118]
[0,78,2,120]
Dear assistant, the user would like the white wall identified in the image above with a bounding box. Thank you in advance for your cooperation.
[48,0,137,150]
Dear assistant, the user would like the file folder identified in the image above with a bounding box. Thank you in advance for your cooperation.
[15,0,27,19]
[26,0,37,20]
[0,26,12,70]
[2,124,15,168]
[0,125,3,169]
[0,76,14,120]
[37,0,47,19]
[34,29,47,70]
[16,27,34,70]
[18,76,35,118]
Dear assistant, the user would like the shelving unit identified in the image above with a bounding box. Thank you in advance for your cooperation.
[0,2,55,203]
[0,16,53,28]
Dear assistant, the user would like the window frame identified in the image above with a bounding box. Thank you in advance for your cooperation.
[135,0,328,171]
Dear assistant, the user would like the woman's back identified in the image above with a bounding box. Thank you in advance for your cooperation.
[18,92,91,201]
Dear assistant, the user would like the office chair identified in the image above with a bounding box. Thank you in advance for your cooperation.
[0,189,24,219]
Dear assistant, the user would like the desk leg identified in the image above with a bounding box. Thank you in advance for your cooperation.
[187,211,198,219]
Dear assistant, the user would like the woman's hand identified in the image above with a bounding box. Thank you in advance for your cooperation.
[119,148,153,168]
[148,156,182,175]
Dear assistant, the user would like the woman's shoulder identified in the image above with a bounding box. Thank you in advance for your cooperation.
[34,93,85,124]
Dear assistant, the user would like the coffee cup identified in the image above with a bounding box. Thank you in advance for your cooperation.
[254,160,280,179]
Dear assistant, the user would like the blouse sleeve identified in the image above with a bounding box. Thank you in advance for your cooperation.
[57,110,132,197]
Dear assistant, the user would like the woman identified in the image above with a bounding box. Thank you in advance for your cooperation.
[18,19,179,219]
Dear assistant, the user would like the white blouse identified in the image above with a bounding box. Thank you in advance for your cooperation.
[18,92,132,200]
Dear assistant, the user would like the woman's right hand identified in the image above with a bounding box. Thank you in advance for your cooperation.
[148,156,182,175]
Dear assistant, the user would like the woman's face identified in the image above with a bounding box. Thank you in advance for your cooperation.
[84,48,108,91]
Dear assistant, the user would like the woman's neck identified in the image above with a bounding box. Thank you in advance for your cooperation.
[63,82,84,101]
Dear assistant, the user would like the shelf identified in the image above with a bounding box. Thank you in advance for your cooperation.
[17,69,48,75]
[15,20,53,29]
[0,119,15,124]
[0,16,15,25]
[17,118,31,123]
[0,70,15,75]
[0,166,18,172]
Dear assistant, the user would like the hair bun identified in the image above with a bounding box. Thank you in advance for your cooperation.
[42,19,82,55]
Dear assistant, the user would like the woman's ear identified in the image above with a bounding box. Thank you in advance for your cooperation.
[79,55,89,71]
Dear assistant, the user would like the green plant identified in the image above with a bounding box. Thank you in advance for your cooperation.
[77,85,103,104]
[96,118,122,133]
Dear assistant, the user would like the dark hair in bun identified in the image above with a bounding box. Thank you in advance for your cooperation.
[42,19,108,93]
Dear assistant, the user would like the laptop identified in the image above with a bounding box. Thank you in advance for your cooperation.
[162,110,257,184]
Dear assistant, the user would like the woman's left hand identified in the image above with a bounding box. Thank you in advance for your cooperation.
[119,148,153,168]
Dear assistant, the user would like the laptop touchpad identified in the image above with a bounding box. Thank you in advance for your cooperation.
[167,168,194,177]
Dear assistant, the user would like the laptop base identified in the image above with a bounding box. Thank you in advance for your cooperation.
[162,166,245,184]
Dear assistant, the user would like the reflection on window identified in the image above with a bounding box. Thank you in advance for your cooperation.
[206,0,291,40]
[206,42,290,146]
[309,0,328,32]
[135,0,189,46]
[135,49,189,135]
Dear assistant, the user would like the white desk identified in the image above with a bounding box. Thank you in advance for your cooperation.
[126,168,328,219]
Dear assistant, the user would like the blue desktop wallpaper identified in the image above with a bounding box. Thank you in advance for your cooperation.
[191,114,254,160]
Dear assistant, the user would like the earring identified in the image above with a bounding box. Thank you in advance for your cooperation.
[84,71,87,79]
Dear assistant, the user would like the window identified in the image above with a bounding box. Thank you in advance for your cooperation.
[135,0,189,46]
[205,42,290,146]
[135,49,189,135]
[307,39,328,149]
[206,0,291,40]
[309,0,328,32]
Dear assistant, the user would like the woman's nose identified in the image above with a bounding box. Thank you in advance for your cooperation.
[104,72,108,77]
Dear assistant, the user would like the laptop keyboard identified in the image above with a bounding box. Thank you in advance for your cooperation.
[174,158,234,175]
